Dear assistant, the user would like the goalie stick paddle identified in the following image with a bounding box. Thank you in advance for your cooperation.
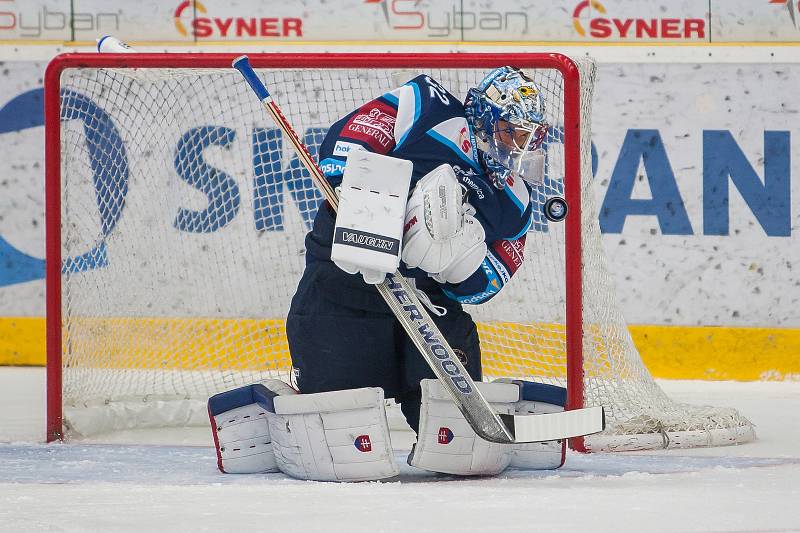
[232,55,605,444]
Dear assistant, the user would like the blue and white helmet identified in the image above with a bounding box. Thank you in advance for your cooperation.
[464,66,548,189]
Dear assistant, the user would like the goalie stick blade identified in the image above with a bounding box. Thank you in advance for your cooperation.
[499,406,606,443]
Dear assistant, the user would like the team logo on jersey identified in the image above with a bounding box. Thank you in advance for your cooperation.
[345,101,397,153]
[458,126,472,155]
[354,434,373,452]
[438,427,454,444]
[493,236,526,274]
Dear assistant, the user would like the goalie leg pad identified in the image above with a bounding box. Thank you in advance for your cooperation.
[269,387,399,482]
[408,379,517,476]
[511,437,565,470]
[208,379,296,474]
[502,380,567,470]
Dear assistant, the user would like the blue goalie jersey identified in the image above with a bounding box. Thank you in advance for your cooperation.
[305,74,534,304]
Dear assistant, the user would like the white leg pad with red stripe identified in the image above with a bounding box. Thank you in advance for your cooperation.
[208,379,297,474]
[268,387,399,482]
[408,379,517,476]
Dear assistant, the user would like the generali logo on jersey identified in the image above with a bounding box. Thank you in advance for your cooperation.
[345,103,397,152]
[572,0,705,39]
[173,0,302,38]
[495,237,525,272]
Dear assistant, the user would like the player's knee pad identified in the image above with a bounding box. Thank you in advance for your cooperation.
[408,379,517,476]
[208,379,297,474]
[268,387,399,482]
[502,380,567,470]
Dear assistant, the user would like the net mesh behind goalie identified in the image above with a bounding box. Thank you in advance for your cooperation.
[49,54,754,450]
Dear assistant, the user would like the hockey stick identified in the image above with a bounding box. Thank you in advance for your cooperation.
[233,56,604,444]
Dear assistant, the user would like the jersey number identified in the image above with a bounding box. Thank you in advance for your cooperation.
[425,76,450,105]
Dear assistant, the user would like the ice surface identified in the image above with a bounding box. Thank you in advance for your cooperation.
[1,367,799,532]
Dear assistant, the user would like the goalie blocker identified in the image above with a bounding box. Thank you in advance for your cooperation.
[331,150,412,285]
[208,379,578,481]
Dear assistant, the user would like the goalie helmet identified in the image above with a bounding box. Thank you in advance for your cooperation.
[464,66,548,189]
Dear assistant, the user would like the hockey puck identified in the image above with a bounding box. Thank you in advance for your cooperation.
[543,197,568,222]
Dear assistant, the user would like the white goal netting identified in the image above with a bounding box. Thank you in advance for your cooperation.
[50,54,754,450]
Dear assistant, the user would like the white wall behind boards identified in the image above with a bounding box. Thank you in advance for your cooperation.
[591,62,798,326]
[0,50,797,328]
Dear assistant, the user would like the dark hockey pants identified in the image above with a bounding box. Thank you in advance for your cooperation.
[286,261,482,433]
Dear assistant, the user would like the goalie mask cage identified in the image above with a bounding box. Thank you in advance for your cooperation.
[45,53,755,451]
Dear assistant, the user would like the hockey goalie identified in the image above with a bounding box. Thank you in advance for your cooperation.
[209,66,573,481]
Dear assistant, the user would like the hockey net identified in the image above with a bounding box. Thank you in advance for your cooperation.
[45,53,755,451]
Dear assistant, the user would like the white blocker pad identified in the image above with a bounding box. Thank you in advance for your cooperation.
[331,150,413,284]
[208,379,296,474]
[268,387,399,482]
[496,379,567,470]
[408,379,518,476]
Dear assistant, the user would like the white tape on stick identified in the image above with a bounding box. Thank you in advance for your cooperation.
[96,36,137,53]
